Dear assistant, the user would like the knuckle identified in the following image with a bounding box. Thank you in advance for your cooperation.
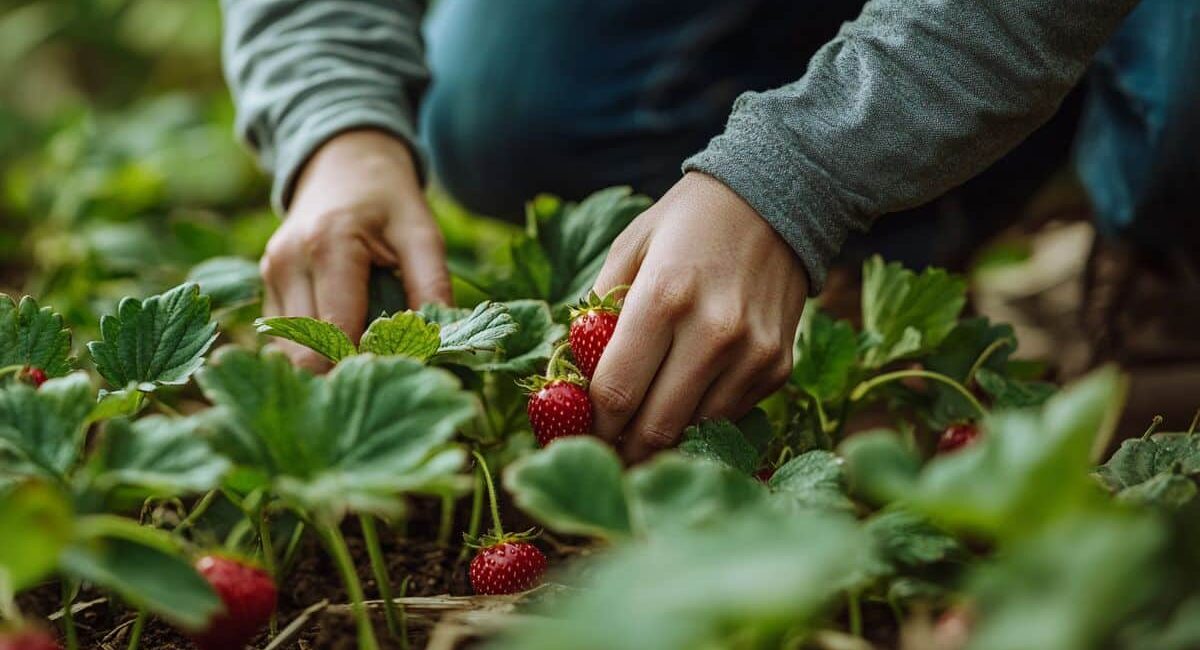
[766,359,793,390]
[636,422,679,450]
[591,381,638,418]
[747,335,784,367]
[298,225,334,259]
[648,272,695,318]
[701,311,747,349]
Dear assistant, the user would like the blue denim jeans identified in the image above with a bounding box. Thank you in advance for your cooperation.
[421,0,1199,261]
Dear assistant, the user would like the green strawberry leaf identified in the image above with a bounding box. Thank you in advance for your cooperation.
[976,367,1056,409]
[186,256,262,311]
[840,430,922,504]
[791,310,857,403]
[677,419,760,475]
[473,300,564,374]
[490,188,651,308]
[860,256,966,368]
[0,482,73,593]
[0,373,94,483]
[1095,432,1200,492]
[87,389,147,424]
[196,349,476,522]
[968,511,1165,650]
[767,450,855,512]
[254,316,356,363]
[87,416,229,500]
[864,507,964,576]
[88,283,218,391]
[489,509,875,650]
[846,368,1125,539]
[503,437,632,541]
[422,301,519,361]
[359,311,441,361]
[1115,471,1197,508]
[0,294,72,377]
[62,515,221,630]
[627,454,768,536]
[922,318,1015,427]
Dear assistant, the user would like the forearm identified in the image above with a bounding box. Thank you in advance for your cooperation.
[685,0,1140,292]
[221,0,429,213]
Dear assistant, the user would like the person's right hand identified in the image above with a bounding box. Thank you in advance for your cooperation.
[260,129,452,372]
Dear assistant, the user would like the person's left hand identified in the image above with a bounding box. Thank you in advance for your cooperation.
[589,171,810,462]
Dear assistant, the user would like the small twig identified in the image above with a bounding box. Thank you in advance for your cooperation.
[262,599,329,650]
[48,597,109,622]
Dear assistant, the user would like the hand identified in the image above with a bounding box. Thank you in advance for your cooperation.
[590,172,809,462]
[260,129,451,371]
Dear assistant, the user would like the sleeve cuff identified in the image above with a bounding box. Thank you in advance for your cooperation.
[268,99,427,215]
[682,97,871,295]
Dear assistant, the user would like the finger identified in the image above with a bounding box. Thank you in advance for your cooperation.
[620,331,730,463]
[311,238,372,343]
[385,218,452,307]
[277,268,330,373]
[591,222,649,296]
[588,277,675,443]
[696,334,791,421]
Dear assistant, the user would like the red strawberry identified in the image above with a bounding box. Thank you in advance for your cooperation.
[0,628,60,650]
[189,555,278,650]
[20,367,47,388]
[527,380,592,446]
[755,467,775,483]
[937,422,981,454]
[568,289,624,380]
[470,541,547,595]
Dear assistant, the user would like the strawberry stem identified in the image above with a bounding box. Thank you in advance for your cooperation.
[459,469,485,562]
[966,338,1015,386]
[1142,415,1164,439]
[322,525,381,650]
[0,364,24,381]
[600,284,631,304]
[61,579,78,650]
[847,591,862,637]
[437,495,455,547]
[850,369,985,417]
[359,516,400,639]
[1189,409,1200,436]
[125,610,145,650]
[545,341,572,379]
[472,450,504,538]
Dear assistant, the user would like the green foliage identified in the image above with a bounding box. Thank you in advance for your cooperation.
[196,349,476,522]
[0,373,94,483]
[0,295,72,377]
[860,256,967,368]
[88,283,218,391]
[86,416,229,501]
[487,188,651,308]
[0,483,72,594]
[186,256,262,311]
[768,450,855,513]
[491,510,876,650]
[792,311,858,402]
[358,311,442,361]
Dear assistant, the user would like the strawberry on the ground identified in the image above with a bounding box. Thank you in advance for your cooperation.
[189,554,278,650]
[0,627,60,650]
[568,288,624,380]
[523,342,593,446]
[470,539,548,595]
[937,422,981,454]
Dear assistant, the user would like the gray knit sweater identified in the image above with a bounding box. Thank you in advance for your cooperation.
[222,0,1139,291]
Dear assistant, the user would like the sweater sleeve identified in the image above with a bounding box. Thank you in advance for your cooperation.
[683,0,1140,292]
[221,0,430,213]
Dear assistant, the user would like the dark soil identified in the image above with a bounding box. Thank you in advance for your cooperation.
[18,496,571,649]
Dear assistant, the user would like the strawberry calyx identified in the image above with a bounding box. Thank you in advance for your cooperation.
[518,342,587,393]
[463,527,541,550]
[568,285,627,321]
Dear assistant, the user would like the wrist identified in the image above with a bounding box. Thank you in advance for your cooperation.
[292,129,423,209]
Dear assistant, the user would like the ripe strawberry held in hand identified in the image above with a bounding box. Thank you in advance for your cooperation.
[189,554,278,650]
[527,380,592,447]
[568,288,625,380]
[470,540,548,595]
[523,342,593,446]
[938,422,981,454]
[0,627,60,650]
